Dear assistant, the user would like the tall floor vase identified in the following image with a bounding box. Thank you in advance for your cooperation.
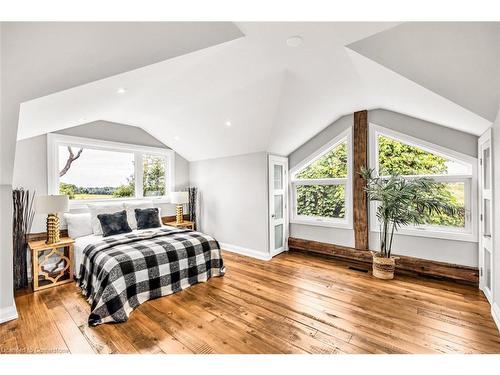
[186,187,198,230]
[12,189,35,290]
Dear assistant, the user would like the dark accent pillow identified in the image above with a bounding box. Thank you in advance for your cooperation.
[135,208,161,230]
[97,210,132,237]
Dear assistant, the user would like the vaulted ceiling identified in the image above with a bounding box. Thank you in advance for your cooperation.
[348,22,500,122]
[16,22,498,161]
[2,21,242,183]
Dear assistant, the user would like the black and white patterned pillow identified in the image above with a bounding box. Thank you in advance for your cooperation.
[135,208,161,230]
[97,210,132,237]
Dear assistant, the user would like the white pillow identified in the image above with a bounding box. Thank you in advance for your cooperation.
[64,213,93,239]
[87,202,126,235]
[124,200,161,229]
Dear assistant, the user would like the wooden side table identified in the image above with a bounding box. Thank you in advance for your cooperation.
[28,237,74,291]
[164,220,195,230]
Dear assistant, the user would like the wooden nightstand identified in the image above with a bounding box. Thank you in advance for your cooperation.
[164,220,195,230]
[28,237,74,291]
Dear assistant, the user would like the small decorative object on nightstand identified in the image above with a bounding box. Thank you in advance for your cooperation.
[164,220,195,230]
[28,237,74,291]
[170,191,189,224]
[34,195,69,244]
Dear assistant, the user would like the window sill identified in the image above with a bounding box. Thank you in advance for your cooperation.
[369,228,478,243]
[290,218,353,230]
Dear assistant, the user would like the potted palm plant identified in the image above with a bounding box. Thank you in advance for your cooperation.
[360,168,458,280]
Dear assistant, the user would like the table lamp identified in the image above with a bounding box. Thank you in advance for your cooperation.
[35,195,69,244]
[170,192,189,224]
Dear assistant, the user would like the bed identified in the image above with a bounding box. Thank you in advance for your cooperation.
[73,224,225,326]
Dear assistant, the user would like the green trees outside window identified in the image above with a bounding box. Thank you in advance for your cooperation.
[296,184,345,218]
[295,141,347,219]
[295,142,347,179]
[142,155,166,197]
[377,135,465,227]
[293,132,467,228]
[112,155,166,198]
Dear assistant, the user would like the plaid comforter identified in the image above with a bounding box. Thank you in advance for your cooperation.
[77,227,225,326]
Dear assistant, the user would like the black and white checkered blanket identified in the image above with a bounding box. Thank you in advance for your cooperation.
[77,227,225,326]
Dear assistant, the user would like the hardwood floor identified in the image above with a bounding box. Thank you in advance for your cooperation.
[1,250,500,354]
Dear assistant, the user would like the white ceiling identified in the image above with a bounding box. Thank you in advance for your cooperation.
[17,22,496,162]
[4,22,242,101]
[348,22,500,122]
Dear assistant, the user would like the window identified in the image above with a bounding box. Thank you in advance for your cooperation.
[290,128,352,228]
[143,154,167,197]
[48,134,174,203]
[369,124,477,241]
[58,146,136,200]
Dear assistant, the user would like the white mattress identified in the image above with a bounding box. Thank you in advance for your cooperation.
[73,225,175,277]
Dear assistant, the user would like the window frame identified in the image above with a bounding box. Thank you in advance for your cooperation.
[47,133,175,207]
[368,124,478,242]
[289,128,353,229]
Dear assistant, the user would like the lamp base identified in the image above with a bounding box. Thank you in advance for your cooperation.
[46,213,60,244]
[176,205,184,224]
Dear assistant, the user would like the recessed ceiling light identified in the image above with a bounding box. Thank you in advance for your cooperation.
[116,88,126,94]
[225,121,232,127]
[173,136,180,141]
[286,35,303,47]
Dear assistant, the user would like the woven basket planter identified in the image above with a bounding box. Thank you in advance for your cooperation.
[372,253,396,280]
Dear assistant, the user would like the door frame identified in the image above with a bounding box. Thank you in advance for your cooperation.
[268,154,289,257]
[478,128,493,304]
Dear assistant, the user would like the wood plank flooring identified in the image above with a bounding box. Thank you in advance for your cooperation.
[1,250,500,354]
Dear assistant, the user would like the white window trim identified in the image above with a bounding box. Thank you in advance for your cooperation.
[289,127,353,229]
[368,123,478,243]
[47,133,175,207]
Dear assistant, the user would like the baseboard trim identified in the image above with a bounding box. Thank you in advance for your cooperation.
[288,237,479,284]
[220,243,272,261]
[270,248,286,257]
[492,303,500,332]
[0,303,18,324]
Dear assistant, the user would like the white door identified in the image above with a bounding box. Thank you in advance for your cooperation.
[479,129,493,304]
[269,155,288,257]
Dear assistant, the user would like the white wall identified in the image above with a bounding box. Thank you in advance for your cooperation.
[491,104,500,328]
[288,109,479,266]
[0,185,17,322]
[190,152,269,259]
[12,121,190,232]
[0,23,18,323]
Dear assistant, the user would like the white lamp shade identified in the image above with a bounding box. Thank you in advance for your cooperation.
[35,195,69,214]
[170,192,189,204]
